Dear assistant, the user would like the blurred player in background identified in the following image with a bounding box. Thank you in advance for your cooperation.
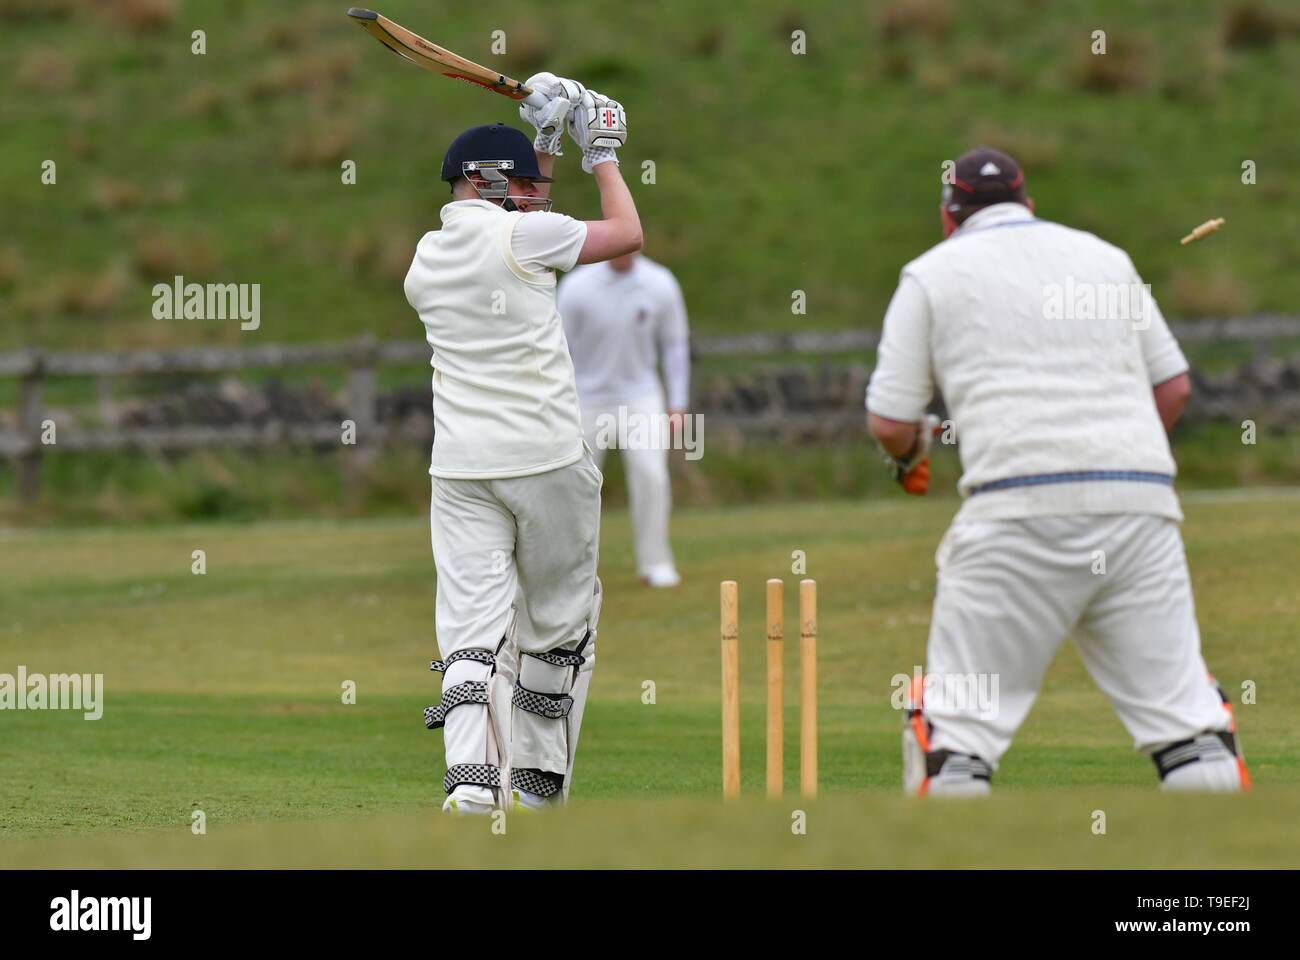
[867,146,1250,796]
[404,75,640,814]
[559,251,691,588]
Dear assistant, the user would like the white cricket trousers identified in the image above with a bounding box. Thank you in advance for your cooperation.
[925,512,1232,766]
[580,390,676,577]
[430,450,603,804]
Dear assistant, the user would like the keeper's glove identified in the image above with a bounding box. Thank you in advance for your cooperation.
[881,414,943,496]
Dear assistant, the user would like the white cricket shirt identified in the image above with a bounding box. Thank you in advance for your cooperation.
[866,203,1188,522]
[558,256,692,409]
[405,199,589,479]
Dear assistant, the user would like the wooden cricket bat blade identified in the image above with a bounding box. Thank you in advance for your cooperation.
[348,8,423,69]
[345,7,544,105]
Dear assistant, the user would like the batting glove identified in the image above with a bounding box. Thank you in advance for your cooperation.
[519,73,585,155]
[567,89,626,173]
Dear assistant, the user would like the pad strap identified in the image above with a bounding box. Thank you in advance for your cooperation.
[431,648,496,673]
[1152,730,1237,779]
[523,646,586,669]
[927,750,993,781]
[512,683,574,719]
[424,680,490,729]
[511,767,564,798]
[444,763,501,795]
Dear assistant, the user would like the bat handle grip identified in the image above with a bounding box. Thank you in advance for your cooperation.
[521,90,548,109]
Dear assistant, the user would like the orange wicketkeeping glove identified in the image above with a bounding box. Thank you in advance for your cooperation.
[881,415,943,496]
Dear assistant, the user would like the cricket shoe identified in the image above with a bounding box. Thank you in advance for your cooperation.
[442,788,496,816]
[511,788,555,812]
[641,564,681,588]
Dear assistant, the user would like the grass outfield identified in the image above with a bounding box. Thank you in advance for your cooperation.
[6,793,1299,869]
[1,491,1298,867]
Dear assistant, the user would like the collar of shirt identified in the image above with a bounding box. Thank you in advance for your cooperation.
[439,198,505,223]
[955,202,1036,235]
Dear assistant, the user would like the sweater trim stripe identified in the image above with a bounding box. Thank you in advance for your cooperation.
[969,470,1174,496]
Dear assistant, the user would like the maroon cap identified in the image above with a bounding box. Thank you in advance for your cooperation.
[943,147,1026,213]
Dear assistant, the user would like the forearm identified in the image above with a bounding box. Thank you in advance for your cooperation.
[867,412,922,458]
[594,162,640,237]
[576,162,642,262]
[1153,372,1191,433]
[534,151,555,199]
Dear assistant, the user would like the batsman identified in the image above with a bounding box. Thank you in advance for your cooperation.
[405,77,642,813]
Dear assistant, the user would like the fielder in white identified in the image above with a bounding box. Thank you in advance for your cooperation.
[559,252,691,587]
[404,77,642,814]
[867,146,1250,796]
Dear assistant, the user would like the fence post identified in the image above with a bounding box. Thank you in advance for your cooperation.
[344,336,378,503]
[17,351,46,503]
[96,373,117,428]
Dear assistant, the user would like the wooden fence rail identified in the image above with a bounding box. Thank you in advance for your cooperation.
[2,316,1298,501]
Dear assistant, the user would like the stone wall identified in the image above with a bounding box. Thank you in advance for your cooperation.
[65,352,1299,445]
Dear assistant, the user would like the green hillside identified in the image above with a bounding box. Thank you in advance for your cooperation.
[3,0,1299,352]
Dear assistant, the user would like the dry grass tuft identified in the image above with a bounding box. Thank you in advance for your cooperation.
[956,48,1011,86]
[134,230,220,280]
[877,0,951,44]
[96,0,176,32]
[1221,1,1282,49]
[67,128,99,161]
[17,47,77,92]
[246,49,356,103]
[1160,38,1226,103]
[340,226,418,285]
[88,177,144,215]
[878,45,915,81]
[916,61,953,93]
[0,0,76,19]
[775,9,803,42]
[692,25,725,59]
[51,260,131,315]
[283,117,354,169]
[0,246,24,290]
[182,83,227,120]
[1071,35,1152,94]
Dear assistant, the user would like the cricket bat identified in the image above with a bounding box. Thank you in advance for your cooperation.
[346,8,547,107]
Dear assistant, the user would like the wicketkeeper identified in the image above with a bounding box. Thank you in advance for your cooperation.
[867,147,1250,795]
[405,76,641,813]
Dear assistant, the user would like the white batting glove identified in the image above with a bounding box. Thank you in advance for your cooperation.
[519,73,585,156]
[567,89,627,173]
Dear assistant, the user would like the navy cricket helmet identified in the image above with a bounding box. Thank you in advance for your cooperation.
[441,123,552,183]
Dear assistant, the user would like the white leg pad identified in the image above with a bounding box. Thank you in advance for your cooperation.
[441,657,497,808]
